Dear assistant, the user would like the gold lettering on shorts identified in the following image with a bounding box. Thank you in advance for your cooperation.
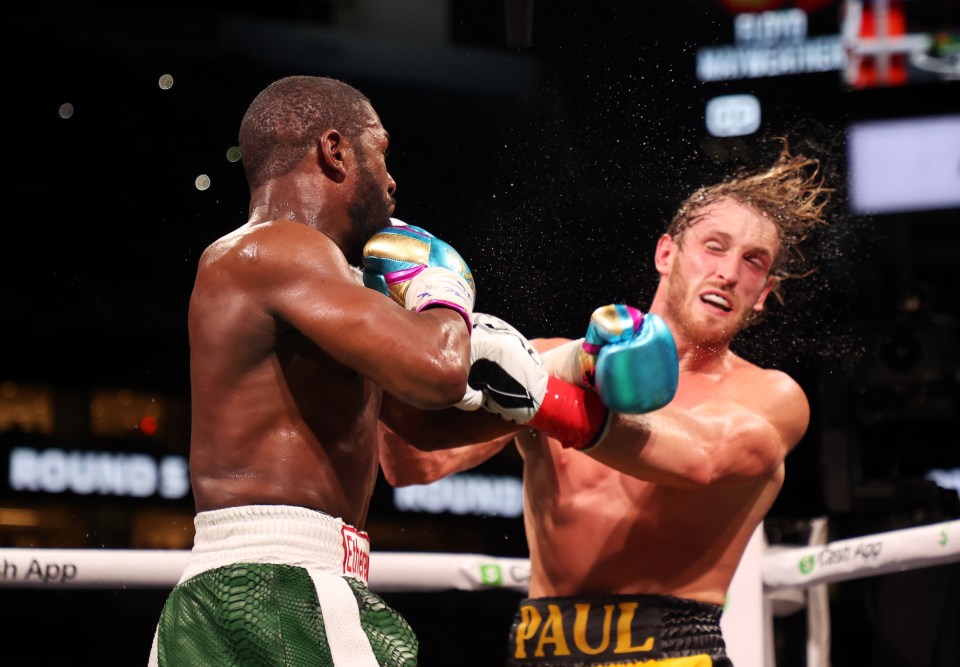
[614,602,655,653]
[572,603,614,655]
[514,605,542,659]
[515,599,657,660]
[534,605,571,657]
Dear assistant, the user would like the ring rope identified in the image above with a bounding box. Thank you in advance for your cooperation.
[0,548,531,591]
[0,519,957,591]
[762,519,960,591]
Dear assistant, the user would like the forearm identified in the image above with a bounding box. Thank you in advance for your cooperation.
[360,222,476,408]
[379,421,512,486]
[585,407,719,488]
[379,392,521,451]
[379,394,517,486]
[587,402,787,488]
[369,309,472,409]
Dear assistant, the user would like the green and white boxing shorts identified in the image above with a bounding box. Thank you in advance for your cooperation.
[148,505,417,666]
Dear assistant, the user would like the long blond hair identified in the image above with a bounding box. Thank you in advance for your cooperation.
[667,141,832,306]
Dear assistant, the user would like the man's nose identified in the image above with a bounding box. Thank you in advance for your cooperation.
[715,256,740,285]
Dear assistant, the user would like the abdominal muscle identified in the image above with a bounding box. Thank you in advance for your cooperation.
[189,349,382,529]
[520,432,776,605]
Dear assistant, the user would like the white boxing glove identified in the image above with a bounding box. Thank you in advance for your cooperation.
[455,313,545,419]
[455,313,610,450]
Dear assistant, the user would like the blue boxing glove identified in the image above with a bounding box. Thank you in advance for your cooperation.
[595,312,678,414]
[540,304,679,414]
[362,219,476,327]
[581,304,646,387]
[540,304,645,388]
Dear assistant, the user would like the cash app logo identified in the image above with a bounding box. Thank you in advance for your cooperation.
[480,564,503,586]
[799,555,815,575]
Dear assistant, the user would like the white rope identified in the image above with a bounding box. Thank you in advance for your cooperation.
[0,519,957,591]
[0,548,531,592]
[368,552,530,592]
[0,548,188,589]
[762,519,960,591]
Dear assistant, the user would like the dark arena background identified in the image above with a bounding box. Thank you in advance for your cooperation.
[3,1,959,665]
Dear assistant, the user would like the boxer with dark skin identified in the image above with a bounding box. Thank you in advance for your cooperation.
[150,75,472,667]
[186,88,469,527]
[379,146,831,666]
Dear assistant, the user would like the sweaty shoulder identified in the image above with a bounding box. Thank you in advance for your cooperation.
[735,363,810,452]
[198,220,355,290]
[201,221,340,269]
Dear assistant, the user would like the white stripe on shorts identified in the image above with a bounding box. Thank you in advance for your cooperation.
[309,568,380,666]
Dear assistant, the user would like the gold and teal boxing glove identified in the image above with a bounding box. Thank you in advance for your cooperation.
[594,312,679,414]
[362,219,476,326]
[541,304,679,416]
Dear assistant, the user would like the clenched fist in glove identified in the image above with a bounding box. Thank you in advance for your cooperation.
[362,219,476,327]
[456,313,611,451]
[541,304,645,388]
[541,304,679,414]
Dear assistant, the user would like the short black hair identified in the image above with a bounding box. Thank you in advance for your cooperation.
[238,76,372,190]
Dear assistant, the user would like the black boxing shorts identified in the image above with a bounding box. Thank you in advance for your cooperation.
[506,593,733,667]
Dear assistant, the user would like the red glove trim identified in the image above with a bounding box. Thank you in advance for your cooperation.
[528,376,610,450]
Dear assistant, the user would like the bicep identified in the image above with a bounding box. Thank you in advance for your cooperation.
[378,415,514,487]
[278,273,413,360]
[593,378,808,487]
[692,374,810,481]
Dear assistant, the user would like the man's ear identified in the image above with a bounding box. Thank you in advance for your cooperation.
[654,233,675,274]
[319,129,347,182]
[752,274,777,312]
